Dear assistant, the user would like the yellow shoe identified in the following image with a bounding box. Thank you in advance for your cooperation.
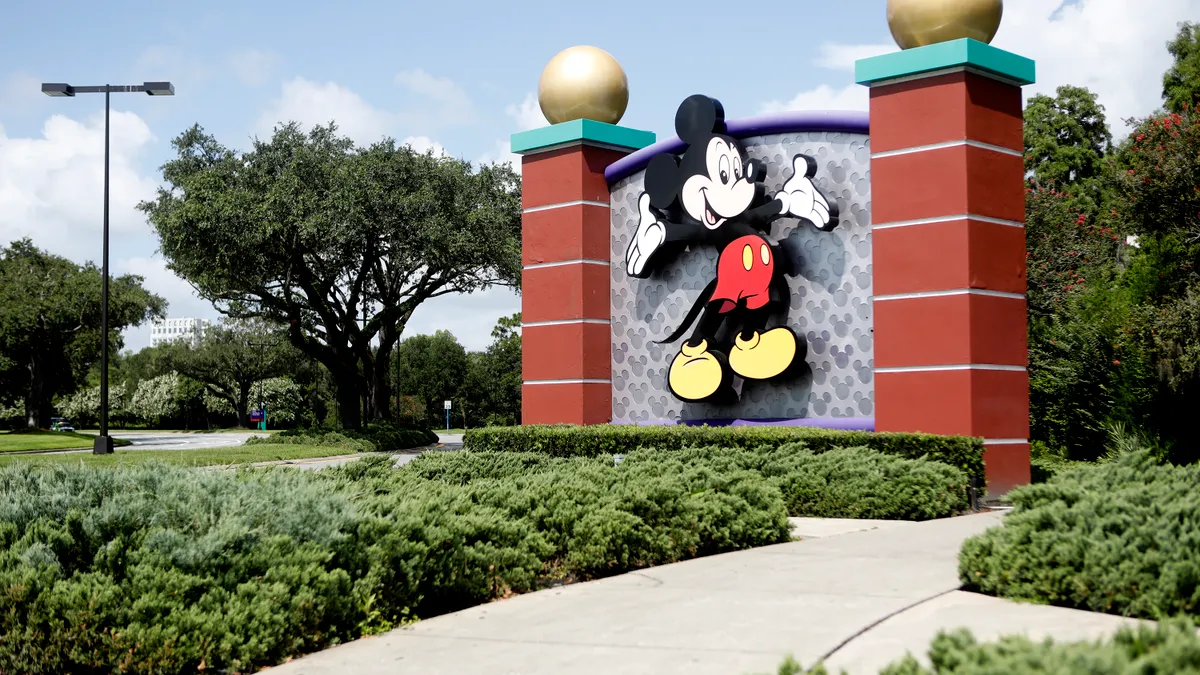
[729,327,798,380]
[667,339,728,402]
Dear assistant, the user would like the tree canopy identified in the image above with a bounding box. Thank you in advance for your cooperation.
[1163,21,1200,114]
[138,122,521,428]
[165,319,301,428]
[1024,85,1113,187]
[0,239,164,428]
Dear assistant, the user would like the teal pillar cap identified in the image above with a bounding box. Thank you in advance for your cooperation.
[511,118,656,155]
[855,38,1035,87]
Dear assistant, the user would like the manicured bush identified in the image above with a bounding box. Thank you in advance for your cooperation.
[411,445,969,521]
[464,424,985,486]
[245,431,375,452]
[782,617,1200,674]
[959,450,1200,621]
[272,424,439,452]
[619,445,968,521]
[349,424,439,451]
[874,617,1200,674]
[0,449,789,674]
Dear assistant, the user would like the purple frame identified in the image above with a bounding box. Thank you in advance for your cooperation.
[611,417,876,431]
[605,110,871,185]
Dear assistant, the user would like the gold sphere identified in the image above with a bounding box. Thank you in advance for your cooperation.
[538,46,629,126]
[887,0,1003,50]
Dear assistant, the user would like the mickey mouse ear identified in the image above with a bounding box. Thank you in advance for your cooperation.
[645,153,682,210]
[675,95,726,145]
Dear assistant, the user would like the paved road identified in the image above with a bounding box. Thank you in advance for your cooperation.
[264,511,1141,675]
[111,431,267,450]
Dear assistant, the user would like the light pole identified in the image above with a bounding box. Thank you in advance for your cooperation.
[248,339,273,431]
[42,81,175,454]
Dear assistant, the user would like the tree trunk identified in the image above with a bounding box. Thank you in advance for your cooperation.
[334,370,363,430]
[24,353,51,429]
[370,344,393,423]
[236,382,252,428]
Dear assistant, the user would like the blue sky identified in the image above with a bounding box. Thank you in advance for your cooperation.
[0,0,1194,352]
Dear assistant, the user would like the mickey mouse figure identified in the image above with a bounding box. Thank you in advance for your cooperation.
[625,94,839,403]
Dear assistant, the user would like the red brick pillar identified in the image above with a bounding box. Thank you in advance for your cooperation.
[511,119,655,425]
[856,40,1037,497]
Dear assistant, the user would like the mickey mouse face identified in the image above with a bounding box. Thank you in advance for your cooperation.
[642,95,763,229]
[680,137,756,229]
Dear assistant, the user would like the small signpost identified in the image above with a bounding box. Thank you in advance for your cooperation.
[249,407,267,430]
[444,400,451,432]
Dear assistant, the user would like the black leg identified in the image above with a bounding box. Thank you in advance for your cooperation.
[686,303,726,348]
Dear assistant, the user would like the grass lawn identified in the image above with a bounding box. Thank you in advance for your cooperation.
[0,444,366,468]
[74,427,285,435]
[0,430,132,453]
[440,428,467,434]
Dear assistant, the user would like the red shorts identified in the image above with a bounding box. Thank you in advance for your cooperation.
[711,235,775,314]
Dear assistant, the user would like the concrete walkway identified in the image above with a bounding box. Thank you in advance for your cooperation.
[264,511,1141,675]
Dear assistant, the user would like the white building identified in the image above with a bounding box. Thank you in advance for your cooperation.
[150,317,212,347]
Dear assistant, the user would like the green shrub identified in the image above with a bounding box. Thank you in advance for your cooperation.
[959,450,1200,621]
[271,424,439,452]
[463,424,984,486]
[245,431,375,452]
[620,444,968,521]
[870,617,1200,674]
[351,424,439,451]
[0,448,788,674]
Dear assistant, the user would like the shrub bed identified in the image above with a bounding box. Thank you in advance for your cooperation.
[959,450,1200,621]
[0,450,787,673]
[407,445,969,521]
[245,431,375,452]
[464,424,984,485]
[786,617,1200,674]
[270,424,439,452]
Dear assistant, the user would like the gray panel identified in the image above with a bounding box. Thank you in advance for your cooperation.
[609,132,873,422]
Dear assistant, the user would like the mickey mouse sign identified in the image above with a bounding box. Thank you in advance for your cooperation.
[625,94,841,404]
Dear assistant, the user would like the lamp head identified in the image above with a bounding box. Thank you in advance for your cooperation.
[143,82,175,96]
[41,83,74,97]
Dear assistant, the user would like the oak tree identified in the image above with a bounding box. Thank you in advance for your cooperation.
[139,123,521,428]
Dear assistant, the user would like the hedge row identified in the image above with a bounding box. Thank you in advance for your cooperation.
[245,431,375,452]
[464,424,985,484]
[789,617,1200,674]
[959,450,1200,621]
[410,444,969,521]
[0,452,784,673]
[0,444,969,673]
[271,424,439,452]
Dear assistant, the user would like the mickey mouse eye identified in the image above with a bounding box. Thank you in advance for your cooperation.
[734,161,743,180]
[719,155,730,185]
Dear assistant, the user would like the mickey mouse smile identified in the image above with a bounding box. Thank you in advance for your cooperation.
[700,189,724,227]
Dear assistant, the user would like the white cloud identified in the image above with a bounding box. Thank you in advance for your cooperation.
[814,43,895,71]
[135,45,212,90]
[507,92,547,131]
[760,84,869,114]
[0,72,46,114]
[474,93,550,174]
[228,48,281,86]
[0,111,160,259]
[404,286,521,351]
[395,68,474,126]
[257,77,396,146]
[760,42,885,113]
[117,255,217,351]
[402,135,449,157]
[991,0,1199,131]
[768,0,1200,132]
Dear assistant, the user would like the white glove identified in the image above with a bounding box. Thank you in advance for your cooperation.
[625,192,666,277]
[776,154,833,230]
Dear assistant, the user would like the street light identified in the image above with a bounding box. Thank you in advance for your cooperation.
[41,81,175,454]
